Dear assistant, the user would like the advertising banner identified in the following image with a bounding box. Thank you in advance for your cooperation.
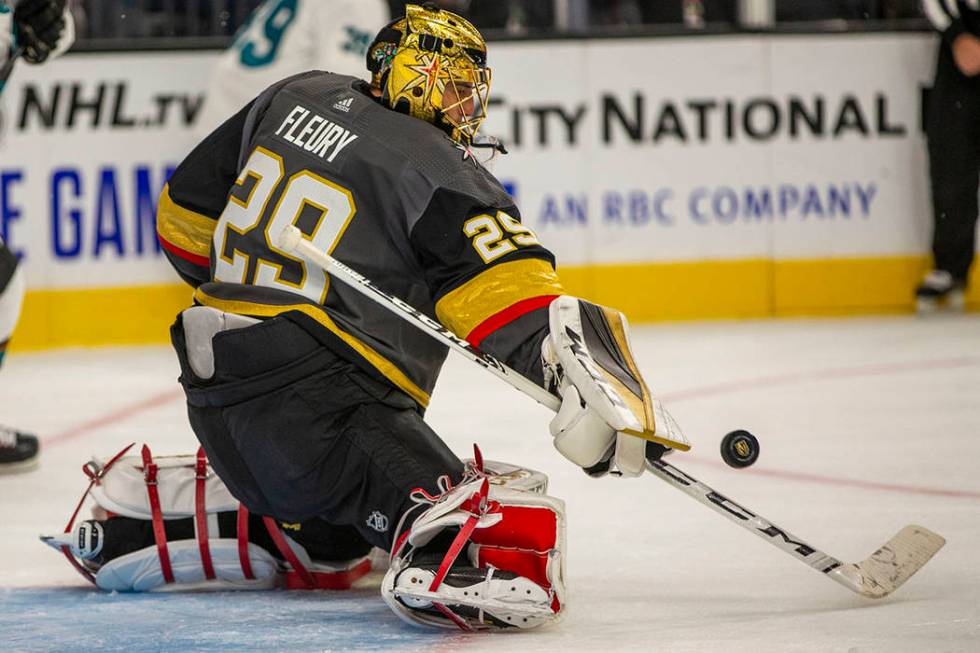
[484,35,936,263]
[0,33,969,349]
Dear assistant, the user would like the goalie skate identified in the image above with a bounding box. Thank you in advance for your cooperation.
[0,426,39,474]
[389,551,555,629]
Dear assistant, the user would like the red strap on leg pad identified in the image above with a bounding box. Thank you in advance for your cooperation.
[141,445,175,584]
[194,448,216,580]
[237,504,255,580]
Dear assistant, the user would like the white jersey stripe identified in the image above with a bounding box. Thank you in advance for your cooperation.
[943,0,962,17]
[0,4,12,71]
[0,264,25,343]
[922,0,953,30]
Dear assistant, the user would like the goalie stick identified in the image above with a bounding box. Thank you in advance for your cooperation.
[646,460,944,598]
[278,225,945,599]
[280,226,687,450]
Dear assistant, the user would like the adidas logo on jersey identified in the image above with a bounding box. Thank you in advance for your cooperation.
[333,97,354,113]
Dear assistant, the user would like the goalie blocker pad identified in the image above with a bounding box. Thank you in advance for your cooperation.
[548,296,690,452]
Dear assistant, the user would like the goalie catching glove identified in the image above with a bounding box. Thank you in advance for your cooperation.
[542,296,689,477]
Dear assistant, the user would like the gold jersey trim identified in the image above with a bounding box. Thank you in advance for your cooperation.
[193,288,431,408]
[157,184,218,258]
[435,258,565,339]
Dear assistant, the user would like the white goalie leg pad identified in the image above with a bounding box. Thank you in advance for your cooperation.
[382,463,566,631]
[86,450,240,520]
[95,540,279,592]
[42,444,375,592]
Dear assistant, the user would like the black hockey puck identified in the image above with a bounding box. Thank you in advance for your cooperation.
[720,430,760,468]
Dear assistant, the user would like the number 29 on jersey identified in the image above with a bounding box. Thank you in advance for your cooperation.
[211,147,356,304]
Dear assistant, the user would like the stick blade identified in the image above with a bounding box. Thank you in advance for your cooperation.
[832,525,945,599]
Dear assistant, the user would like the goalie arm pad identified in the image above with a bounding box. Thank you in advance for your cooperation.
[543,296,689,476]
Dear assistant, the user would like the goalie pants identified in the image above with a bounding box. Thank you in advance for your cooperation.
[926,41,980,284]
[171,312,464,552]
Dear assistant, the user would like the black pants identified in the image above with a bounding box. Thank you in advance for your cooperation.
[171,312,463,551]
[926,42,980,284]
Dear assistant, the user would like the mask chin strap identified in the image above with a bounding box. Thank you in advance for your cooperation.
[470,136,507,155]
[440,110,507,156]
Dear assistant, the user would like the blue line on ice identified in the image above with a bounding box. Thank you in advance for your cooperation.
[0,588,458,652]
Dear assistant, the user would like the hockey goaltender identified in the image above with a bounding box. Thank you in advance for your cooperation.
[43,2,684,632]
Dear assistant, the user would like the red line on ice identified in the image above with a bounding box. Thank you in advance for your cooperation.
[682,457,980,500]
[39,356,980,498]
[43,388,184,448]
[661,355,980,500]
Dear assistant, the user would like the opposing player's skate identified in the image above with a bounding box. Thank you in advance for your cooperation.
[0,425,39,474]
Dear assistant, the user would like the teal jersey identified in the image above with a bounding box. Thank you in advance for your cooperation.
[196,0,389,136]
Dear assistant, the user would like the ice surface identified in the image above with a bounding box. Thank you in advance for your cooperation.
[1,315,979,652]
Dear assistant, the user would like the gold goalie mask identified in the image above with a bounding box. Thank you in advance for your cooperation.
[382,3,491,147]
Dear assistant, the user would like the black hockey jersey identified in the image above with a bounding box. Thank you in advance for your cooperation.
[158,71,564,408]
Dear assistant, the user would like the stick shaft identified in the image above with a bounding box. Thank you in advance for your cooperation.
[287,228,832,571]
[282,225,939,598]
[282,226,560,412]
[646,459,843,574]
